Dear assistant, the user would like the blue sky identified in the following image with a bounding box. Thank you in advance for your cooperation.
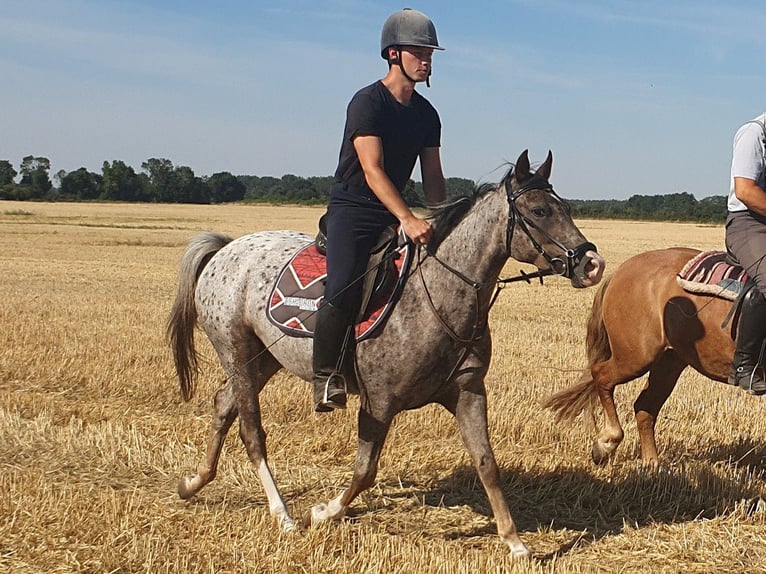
[2,0,766,200]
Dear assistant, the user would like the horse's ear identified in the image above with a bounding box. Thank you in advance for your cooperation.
[514,149,531,183]
[534,150,553,181]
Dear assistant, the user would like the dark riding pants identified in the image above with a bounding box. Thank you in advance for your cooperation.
[323,182,397,316]
[726,211,766,295]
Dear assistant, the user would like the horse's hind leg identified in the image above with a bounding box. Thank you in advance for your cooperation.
[590,360,630,465]
[232,340,296,531]
[178,380,238,499]
[633,351,685,467]
[449,383,531,559]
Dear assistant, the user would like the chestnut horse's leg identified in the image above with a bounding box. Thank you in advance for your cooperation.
[633,350,686,466]
[178,381,238,499]
[451,383,531,559]
[590,360,627,465]
[309,405,394,524]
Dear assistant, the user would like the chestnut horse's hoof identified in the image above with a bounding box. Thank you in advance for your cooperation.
[591,441,611,466]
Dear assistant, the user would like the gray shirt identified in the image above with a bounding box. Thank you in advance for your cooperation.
[728,112,766,212]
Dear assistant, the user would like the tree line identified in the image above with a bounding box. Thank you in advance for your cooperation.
[0,156,727,223]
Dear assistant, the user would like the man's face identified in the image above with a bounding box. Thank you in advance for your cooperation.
[397,46,433,81]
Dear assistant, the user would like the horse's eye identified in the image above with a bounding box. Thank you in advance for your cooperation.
[531,207,547,217]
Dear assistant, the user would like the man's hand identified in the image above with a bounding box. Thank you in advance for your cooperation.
[400,213,433,245]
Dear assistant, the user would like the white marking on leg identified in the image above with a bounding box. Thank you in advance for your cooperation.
[257,460,294,531]
[310,491,348,524]
[505,539,532,559]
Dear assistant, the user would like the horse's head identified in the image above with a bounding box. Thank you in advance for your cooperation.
[503,150,604,288]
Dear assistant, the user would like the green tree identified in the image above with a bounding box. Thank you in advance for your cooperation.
[19,155,52,198]
[141,158,177,202]
[280,174,321,202]
[307,176,334,201]
[694,195,727,223]
[208,171,245,203]
[242,175,282,201]
[401,179,423,207]
[102,160,147,201]
[0,160,18,185]
[60,168,102,200]
[175,165,210,204]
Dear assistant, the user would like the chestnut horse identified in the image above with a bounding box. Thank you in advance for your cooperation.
[167,150,604,559]
[544,247,741,467]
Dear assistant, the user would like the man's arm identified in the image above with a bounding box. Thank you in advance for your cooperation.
[419,147,446,205]
[734,177,766,217]
[353,135,433,244]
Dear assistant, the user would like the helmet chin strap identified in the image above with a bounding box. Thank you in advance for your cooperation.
[394,48,432,88]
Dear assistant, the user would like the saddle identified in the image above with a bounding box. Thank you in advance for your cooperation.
[266,217,412,341]
[677,250,754,330]
[315,213,402,323]
[676,250,749,301]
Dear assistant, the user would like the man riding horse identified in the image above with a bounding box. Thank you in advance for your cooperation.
[726,112,766,396]
[312,8,448,412]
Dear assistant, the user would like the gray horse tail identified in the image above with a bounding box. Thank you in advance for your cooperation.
[167,232,233,401]
[542,273,614,427]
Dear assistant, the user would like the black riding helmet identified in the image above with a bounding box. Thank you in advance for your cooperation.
[380,8,444,86]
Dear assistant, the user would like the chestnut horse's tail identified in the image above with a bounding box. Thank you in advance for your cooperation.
[542,274,614,425]
[166,232,233,401]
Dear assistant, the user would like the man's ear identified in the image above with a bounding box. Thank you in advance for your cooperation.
[388,46,400,64]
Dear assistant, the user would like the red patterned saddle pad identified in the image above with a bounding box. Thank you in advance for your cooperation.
[676,250,748,301]
[267,242,411,340]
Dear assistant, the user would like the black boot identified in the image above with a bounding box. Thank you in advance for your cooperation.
[729,286,766,396]
[312,302,351,412]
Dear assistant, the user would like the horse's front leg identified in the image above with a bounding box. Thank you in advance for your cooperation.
[633,351,685,467]
[309,406,392,524]
[451,383,531,560]
[178,381,238,499]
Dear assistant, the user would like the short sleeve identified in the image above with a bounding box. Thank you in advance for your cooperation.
[732,122,766,182]
[345,92,383,140]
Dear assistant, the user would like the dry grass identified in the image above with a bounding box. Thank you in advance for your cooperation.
[1,201,765,574]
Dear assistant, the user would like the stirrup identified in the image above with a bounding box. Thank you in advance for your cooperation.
[734,365,766,396]
[314,373,347,412]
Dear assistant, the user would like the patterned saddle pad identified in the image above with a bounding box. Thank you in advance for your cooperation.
[266,241,411,341]
[676,250,749,301]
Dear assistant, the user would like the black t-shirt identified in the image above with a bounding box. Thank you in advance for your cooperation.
[334,80,441,198]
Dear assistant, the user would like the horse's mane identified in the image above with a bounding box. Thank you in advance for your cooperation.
[427,165,514,249]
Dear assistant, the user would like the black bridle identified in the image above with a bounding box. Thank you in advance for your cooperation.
[505,175,596,281]
[425,175,596,293]
[417,175,597,386]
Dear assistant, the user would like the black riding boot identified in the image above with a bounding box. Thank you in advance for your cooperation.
[312,302,351,412]
[729,286,766,396]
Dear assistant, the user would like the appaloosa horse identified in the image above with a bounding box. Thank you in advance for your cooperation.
[167,150,604,559]
[544,247,747,467]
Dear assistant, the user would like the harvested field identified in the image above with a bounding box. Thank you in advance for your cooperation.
[1,201,764,574]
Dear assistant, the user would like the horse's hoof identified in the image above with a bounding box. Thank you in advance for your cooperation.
[591,442,610,466]
[280,515,298,532]
[509,543,532,560]
[301,508,317,529]
[639,458,661,473]
[177,475,198,500]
